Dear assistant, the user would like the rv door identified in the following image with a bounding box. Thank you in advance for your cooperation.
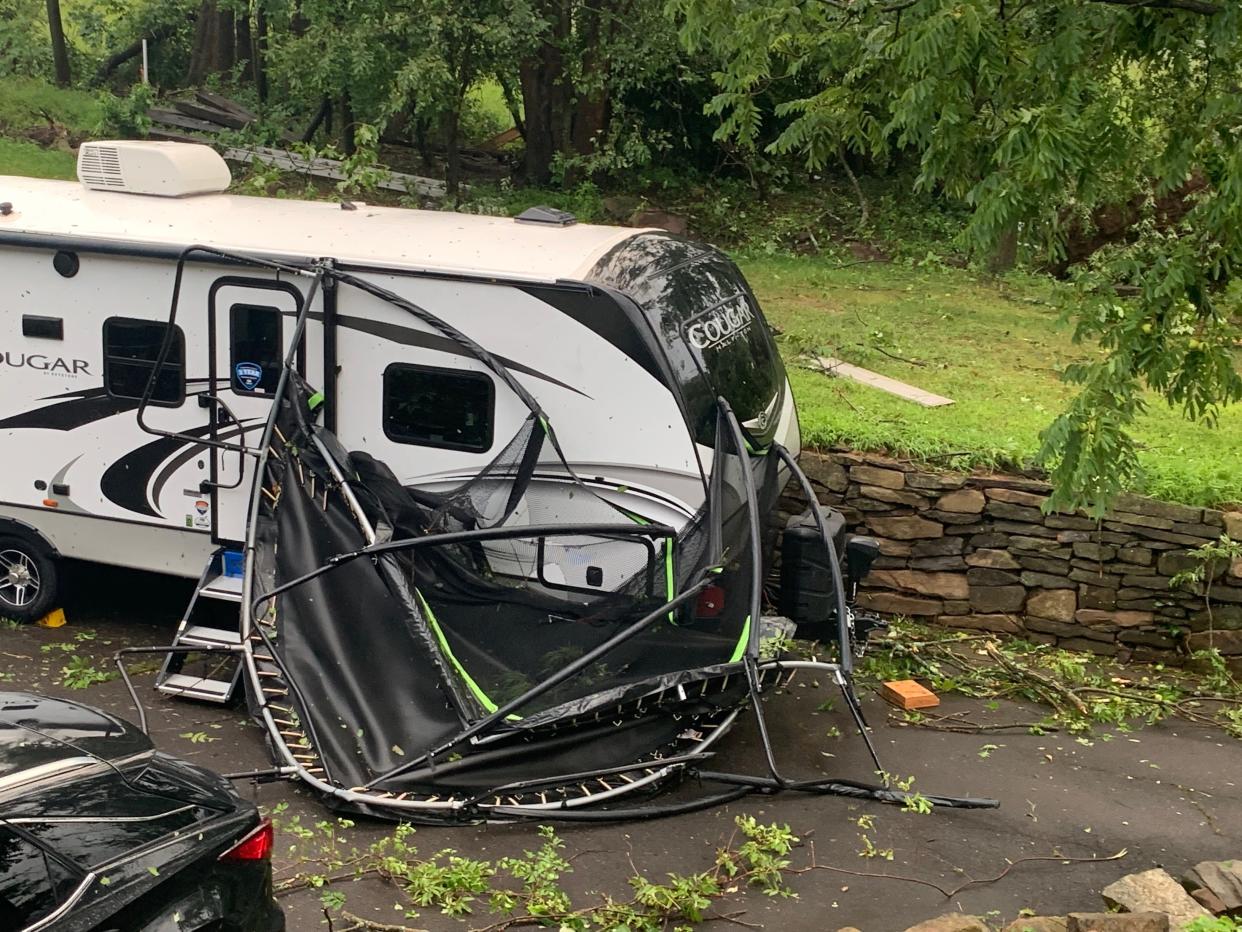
[208,277,320,544]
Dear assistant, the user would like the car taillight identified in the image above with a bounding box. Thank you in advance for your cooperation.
[219,818,273,862]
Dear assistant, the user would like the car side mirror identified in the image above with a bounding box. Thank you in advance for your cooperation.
[845,536,881,600]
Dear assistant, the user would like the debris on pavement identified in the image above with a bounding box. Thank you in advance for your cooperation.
[1183,859,1242,916]
[881,678,941,710]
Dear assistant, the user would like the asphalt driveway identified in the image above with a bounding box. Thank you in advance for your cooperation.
[3,560,1239,931]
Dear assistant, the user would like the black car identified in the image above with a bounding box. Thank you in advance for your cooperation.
[0,692,284,931]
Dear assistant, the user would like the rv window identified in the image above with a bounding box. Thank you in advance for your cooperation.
[230,303,283,394]
[103,317,185,406]
[383,364,494,453]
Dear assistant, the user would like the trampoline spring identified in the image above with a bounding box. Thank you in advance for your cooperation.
[273,425,288,445]
[267,445,284,462]
[396,793,409,801]
[597,779,613,791]
[262,688,289,697]
[295,460,305,486]
[618,773,635,784]
[539,793,548,804]
[700,680,709,697]
[261,486,279,504]
[508,796,522,806]
[256,670,281,678]
[253,655,275,663]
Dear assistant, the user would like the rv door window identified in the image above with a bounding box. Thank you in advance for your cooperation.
[229,303,283,394]
[383,363,494,453]
[102,317,185,406]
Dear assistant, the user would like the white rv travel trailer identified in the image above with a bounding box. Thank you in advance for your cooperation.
[0,141,796,629]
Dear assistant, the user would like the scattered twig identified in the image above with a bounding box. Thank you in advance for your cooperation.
[942,848,1128,898]
[863,343,928,367]
[340,911,429,932]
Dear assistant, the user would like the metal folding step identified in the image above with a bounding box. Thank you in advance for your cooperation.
[155,549,245,704]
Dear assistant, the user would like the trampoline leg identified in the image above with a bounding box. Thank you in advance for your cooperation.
[836,669,884,775]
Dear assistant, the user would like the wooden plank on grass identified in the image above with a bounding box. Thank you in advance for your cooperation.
[195,90,257,124]
[223,144,452,199]
[174,99,251,130]
[815,355,954,407]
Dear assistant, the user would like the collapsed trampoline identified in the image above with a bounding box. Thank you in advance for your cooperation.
[124,251,998,822]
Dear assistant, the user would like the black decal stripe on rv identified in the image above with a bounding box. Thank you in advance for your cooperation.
[100,425,216,518]
[148,421,259,509]
[518,285,665,384]
[11,381,224,431]
[324,313,591,399]
[0,395,140,431]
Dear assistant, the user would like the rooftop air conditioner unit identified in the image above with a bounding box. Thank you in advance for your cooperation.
[77,140,231,197]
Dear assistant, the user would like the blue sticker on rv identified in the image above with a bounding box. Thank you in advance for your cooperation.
[235,362,263,391]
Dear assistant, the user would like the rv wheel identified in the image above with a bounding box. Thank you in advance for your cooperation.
[0,535,57,623]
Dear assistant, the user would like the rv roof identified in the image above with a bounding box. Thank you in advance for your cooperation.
[0,176,644,282]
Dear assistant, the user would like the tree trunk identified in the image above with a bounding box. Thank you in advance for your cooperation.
[252,5,268,102]
[186,1,218,85]
[414,114,433,169]
[340,96,355,155]
[989,223,1019,274]
[96,19,180,83]
[235,10,250,79]
[215,8,235,74]
[444,107,462,198]
[46,0,71,87]
[519,40,567,185]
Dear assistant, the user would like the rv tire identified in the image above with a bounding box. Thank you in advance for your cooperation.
[0,534,58,623]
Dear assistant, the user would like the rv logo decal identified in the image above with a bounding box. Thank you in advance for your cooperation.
[684,299,754,351]
[0,352,91,377]
[235,361,263,391]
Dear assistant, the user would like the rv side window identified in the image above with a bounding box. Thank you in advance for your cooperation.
[102,317,185,406]
[383,363,494,453]
[230,303,283,394]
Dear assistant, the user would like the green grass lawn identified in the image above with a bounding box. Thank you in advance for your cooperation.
[0,137,76,179]
[743,255,1242,507]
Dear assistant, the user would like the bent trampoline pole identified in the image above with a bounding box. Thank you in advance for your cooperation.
[363,577,713,790]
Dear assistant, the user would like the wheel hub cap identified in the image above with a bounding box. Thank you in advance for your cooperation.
[0,550,40,608]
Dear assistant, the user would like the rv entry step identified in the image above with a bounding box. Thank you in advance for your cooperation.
[155,549,244,704]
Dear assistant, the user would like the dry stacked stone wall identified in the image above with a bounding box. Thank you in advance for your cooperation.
[792,450,1242,661]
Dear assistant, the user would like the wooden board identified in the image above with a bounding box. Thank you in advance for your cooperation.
[222,145,453,199]
[195,90,257,124]
[174,99,251,130]
[814,356,954,407]
[880,679,940,710]
[147,108,226,134]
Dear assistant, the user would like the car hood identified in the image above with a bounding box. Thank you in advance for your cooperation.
[0,692,153,798]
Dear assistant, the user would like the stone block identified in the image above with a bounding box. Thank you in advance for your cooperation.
[985,487,1049,508]
[1045,513,1100,531]
[852,465,906,489]
[902,914,991,932]
[1079,585,1118,610]
[857,591,943,616]
[1186,629,1242,655]
[1070,569,1120,589]
[803,456,849,493]
[1183,859,1242,913]
[857,485,927,507]
[1074,542,1117,562]
[976,475,1052,493]
[942,600,971,615]
[850,498,899,513]
[968,567,1022,586]
[1118,546,1154,566]
[867,515,944,540]
[937,489,986,513]
[1076,609,1153,627]
[1002,918,1066,932]
[869,570,970,600]
[875,537,914,557]
[1057,530,1094,543]
[1118,630,1177,650]
[950,613,1024,634]
[1105,523,1207,547]
[994,521,1058,538]
[1066,913,1168,932]
[1060,637,1118,655]
[910,556,969,571]
[912,536,966,557]
[1224,511,1242,540]
[1021,571,1076,590]
[1106,510,1176,531]
[1170,522,1227,540]
[1010,536,1068,553]
[1114,493,1204,525]
[1028,588,1077,622]
[928,510,990,526]
[946,523,989,536]
[1018,556,1072,575]
[1158,551,1225,579]
[906,472,968,491]
[970,586,1026,612]
[1027,616,1116,641]
[1101,868,1209,929]
[1121,574,1174,591]
[1189,605,1242,632]
[963,546,1023,569]
[987,501,1046,523]
[1025,631,1057,645]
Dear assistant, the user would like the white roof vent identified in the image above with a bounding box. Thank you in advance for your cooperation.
[77,140,231,197]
